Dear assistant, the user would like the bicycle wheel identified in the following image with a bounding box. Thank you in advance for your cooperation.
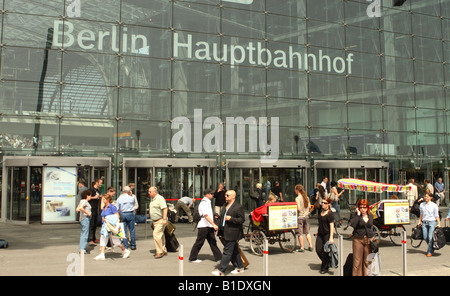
[278,230,297,253]
[389,225,406,246]
[250,229,266,256]
[372,225,381,246]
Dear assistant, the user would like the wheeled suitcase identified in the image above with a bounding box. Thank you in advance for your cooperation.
[343,253,353,276]
[443,221,450,243]
[165,232,180,252]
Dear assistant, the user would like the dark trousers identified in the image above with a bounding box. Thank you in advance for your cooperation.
[189,227,222,261]
[88,208,99,242]
[218,240,243,272]
[315,233,331,271]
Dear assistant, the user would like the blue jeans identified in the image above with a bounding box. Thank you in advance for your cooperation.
[79,217,90,252]
[121,212,136,249]
[422,220,437,255]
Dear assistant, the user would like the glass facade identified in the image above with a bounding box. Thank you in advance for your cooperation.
[0,0,449,218]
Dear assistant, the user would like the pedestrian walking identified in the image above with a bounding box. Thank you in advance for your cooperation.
[294,184,313,252]
[419,193,441,257]
[315,196,334,274]
[116,186,137,250]
[189,188,222,263]
[212,190,245,276]
[94,195,130,261]
[148,186,168,259]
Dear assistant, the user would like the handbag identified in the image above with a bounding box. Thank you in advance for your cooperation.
[364,222,378,253]
[411,224,423,240]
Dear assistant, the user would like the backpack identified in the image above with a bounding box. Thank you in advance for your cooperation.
[433,227,446,250]
[192,200,205,228]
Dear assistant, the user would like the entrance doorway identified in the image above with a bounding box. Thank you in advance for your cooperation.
[1,156,111,223]
[314,160,389,208]
[226,159,310,211]
[123,158,216,215]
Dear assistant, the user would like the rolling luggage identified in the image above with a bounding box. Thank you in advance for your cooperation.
[343,253,353,276]
[165,232,180,252]
[443,221,450,243]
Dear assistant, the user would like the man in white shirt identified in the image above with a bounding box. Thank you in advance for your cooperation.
[188,188,222,263]
[406,179,418,207]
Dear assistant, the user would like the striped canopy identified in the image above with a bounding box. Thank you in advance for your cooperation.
[337,178,412,193]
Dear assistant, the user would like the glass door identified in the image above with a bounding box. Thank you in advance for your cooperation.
[7,167,28,222]
[30,167,42,222]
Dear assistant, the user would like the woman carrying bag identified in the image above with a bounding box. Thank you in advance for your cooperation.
[349,199,376,276]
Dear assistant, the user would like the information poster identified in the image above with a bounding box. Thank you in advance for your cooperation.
[42,167,77,223]
[268,204,298,231]
[383,200,410,225]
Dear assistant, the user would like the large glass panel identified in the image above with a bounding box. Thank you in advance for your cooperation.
[5,0,64,17]
[68,0,120,23]
[3,14,56,48]
[308,20,345,50]
[309,100,347,129]
[172,60,220,93]
[414,60,444,86]
[412,14,442,39]
[277,126,309,156]
[0,115,59,153]
[120,56,171,89]
[117,120,171,153]
[383,80,415,107]
[222,8,265,40]
[350,52,382,79]
[309,73,347,102]
[346,26,380,54]
[60,118,116,153]
[1,47,62,83]
[266,0,306,18]
[345,0,380,30]
[221,65,266,96]
[173,91,220,119]
[415,84,445,110]
[173,2,220,34]
[267,97,308,127]
[413,36,444,63]
[121,0,172,29]
[307,0,343,23]
[266,68,308,99]
[348,129,385,157]
[118,88,171,121]
[347,77,382,105]
[309,127,348,156]
[267,14,306,44]
[382,32,413,59]
[348,103,384,131]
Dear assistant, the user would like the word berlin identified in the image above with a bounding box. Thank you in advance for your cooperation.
[52,20,355,75]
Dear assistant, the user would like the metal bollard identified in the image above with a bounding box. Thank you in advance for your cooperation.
[338,234,343,276]
[402,231,407,276]
[263,239,269,276]
[179,244,184,276]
